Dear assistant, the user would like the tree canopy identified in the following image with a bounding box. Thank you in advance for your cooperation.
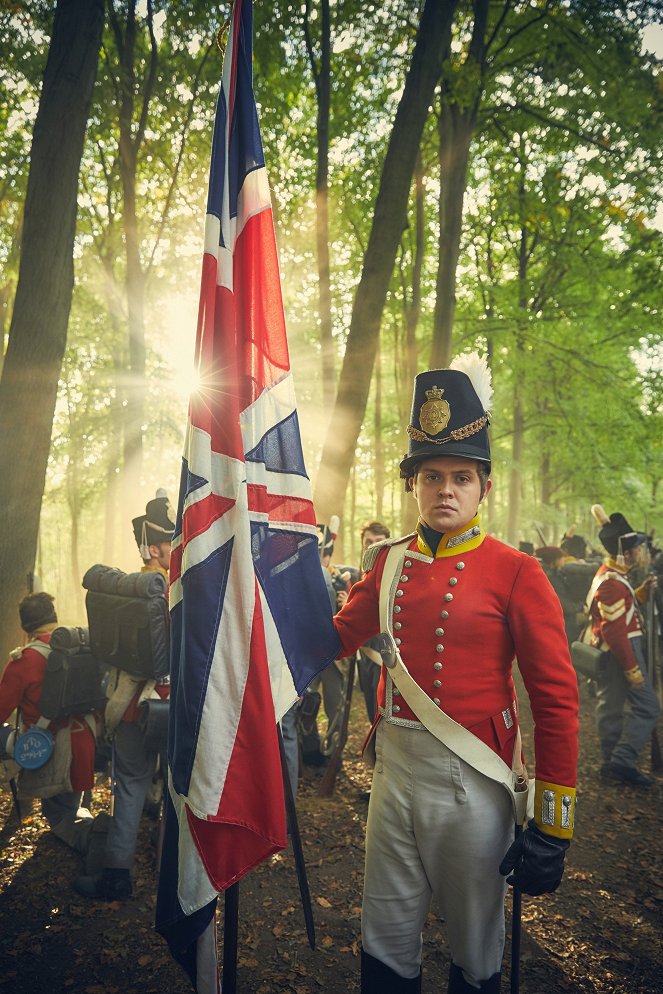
[0,0,661,623]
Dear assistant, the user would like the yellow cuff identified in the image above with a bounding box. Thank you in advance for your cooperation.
[533,780,576,840]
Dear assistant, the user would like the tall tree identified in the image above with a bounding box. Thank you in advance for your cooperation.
[107,0,158,505]
[303,0,335,407]
[430,0,491,367]
[313,0,459,528]
[80,1,217,550]
[0,0,104,662]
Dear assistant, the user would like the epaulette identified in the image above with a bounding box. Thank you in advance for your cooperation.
[361,534,415,574]
[9,646,23,661]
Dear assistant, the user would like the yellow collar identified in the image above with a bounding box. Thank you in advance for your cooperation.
[416,513,485,558]
[141,563,169,580]
[605,557,628,575]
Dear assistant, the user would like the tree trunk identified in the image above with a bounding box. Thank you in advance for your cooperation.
[112,0,154,516]
[0,0,103,663]
[430,104,475,367]
[313,0,458,526]
[400,151,425,537]
[374,341,383,521]
[67,468,84,619]
[430,0,489,368]
[507,166,529,547]
[304,0,334,408]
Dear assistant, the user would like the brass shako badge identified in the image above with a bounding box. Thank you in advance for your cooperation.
[419,385,450,437]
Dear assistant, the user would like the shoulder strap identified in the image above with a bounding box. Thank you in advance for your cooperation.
[25,640,52,661]
[362,534,415,574]
[586,571,635,611]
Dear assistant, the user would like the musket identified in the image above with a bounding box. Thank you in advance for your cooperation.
[645,583,662,772]
[533,522,547,548]
[318,654,356,798]
[277,726,316,949]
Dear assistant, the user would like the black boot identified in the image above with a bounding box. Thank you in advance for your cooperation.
[73,867,132,901]
[361,948,422,993]
[448,963,501,993]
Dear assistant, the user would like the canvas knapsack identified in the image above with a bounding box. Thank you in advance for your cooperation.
[38,626,106,721]
[82,564,169,680]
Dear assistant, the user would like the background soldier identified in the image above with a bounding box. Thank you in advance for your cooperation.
[589,505,660,788]
[0,593,97,848]
[74,491,174,900]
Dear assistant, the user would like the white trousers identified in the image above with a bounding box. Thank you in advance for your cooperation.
[362,720,514,986]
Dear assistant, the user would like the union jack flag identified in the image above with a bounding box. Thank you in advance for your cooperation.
[155,2,340,989]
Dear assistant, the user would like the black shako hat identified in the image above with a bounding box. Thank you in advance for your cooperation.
[596,512,646,558]
[132,489,176,555]
[400,353,492,483]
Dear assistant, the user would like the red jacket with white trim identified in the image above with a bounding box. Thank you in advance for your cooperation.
[589,561,643,672]
[334,530,578,790]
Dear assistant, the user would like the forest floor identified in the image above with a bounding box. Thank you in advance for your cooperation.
[0,675,662,994]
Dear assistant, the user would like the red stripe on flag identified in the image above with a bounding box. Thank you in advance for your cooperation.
[246,484,316,525]
[234,211,290,406]
[182,492,237,546]
[170,543,183,586]
[185,578,286,890]
[190,259,244,460]
[170,495,236,587]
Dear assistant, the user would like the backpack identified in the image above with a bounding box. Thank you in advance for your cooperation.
[82,564,169,680]
[38,626,106,721]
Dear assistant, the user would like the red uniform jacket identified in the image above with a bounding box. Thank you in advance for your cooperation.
[334,531,578,789]
[589,562,643,672]
[0,634,96,791]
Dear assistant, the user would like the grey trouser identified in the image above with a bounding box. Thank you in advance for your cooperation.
[104,721,157,870]
[42,792,83,830]
[596,637,660,767]
[363,720,513,986]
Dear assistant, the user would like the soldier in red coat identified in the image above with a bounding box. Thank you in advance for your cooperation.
[588,506,659,788]
[333,355,579,994]
[0,592,96,836]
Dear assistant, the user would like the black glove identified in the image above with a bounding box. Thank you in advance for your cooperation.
[499,820,570,896]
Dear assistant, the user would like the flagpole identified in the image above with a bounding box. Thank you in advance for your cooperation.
[278,726,316,950]
[223,883,239,994]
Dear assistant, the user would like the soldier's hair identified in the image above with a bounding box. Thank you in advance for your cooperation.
[360,521,390,542]
[18,592,57,633]
[476,462,490,497]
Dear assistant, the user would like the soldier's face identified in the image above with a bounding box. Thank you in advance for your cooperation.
[409,457,490,534]
[151,541,172,571]
[362,530,385,551]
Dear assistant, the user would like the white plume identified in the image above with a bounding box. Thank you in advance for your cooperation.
[591,504,610,526]
[449,352,493,413]
[329,514,340,537]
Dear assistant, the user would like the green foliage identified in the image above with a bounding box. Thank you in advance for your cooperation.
[2,0,662,606]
